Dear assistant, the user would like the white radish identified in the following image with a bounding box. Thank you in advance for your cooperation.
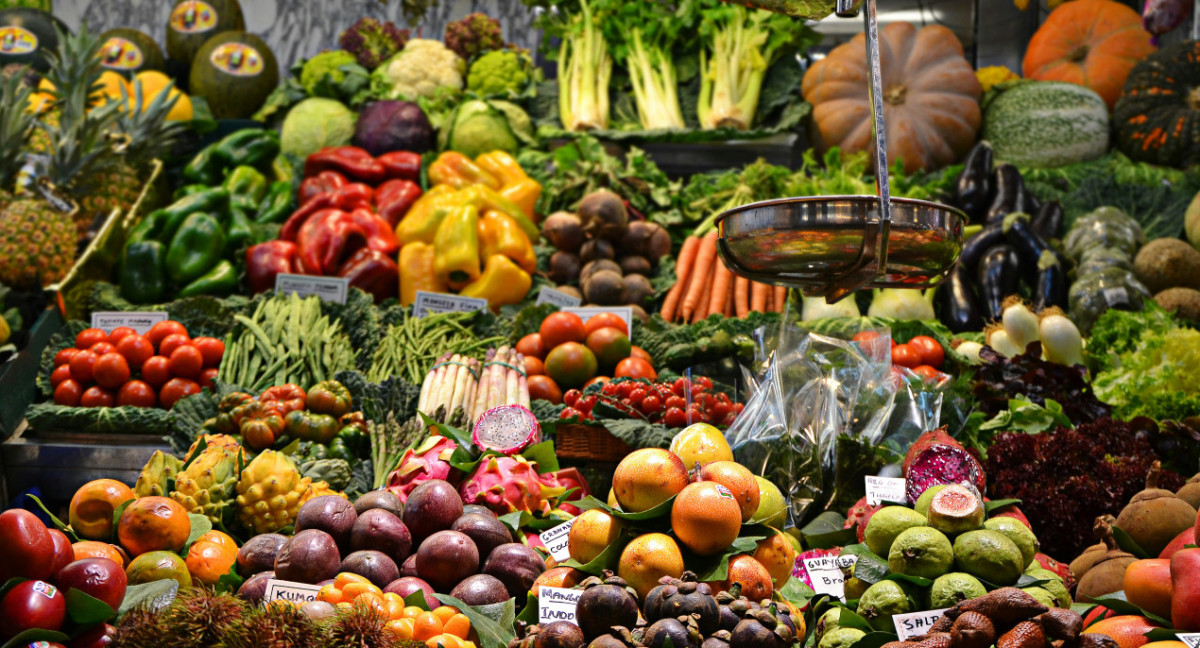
[955,341,984,365]
[1001,299,1040,354]
[988,327,1021,358]
[1039,311,1084,366]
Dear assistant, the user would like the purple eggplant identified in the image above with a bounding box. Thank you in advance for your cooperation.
[978,244,1020,322]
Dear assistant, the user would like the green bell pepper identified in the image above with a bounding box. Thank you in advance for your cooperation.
[157,188,230,243]
[181,142,224,186]
[255,181,293,224]
[173,184,211,201]
[326,437,353,461]
[178,260,237,298]
[225,205,254,255]
[128,209,165,245]
[119,241,167,304]
[223,165,268,204]
[166,212,225,284]
[272,155,295,184]
[219,129,280,172]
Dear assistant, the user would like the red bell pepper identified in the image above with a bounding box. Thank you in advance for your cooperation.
[304,146,386,185]
[246,241,298,294]
[375,179,423,228]
[300,170,347,203]
[378,151,422,183]
[280,183,374,242]
[339,248,399,302]
[348,207,400,256]
[297,209,368,276]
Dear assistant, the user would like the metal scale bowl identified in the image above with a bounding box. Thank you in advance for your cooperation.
[715,0,967,302]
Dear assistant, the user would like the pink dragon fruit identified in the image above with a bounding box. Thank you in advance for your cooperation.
[459,455,566,515]
[386,434,460,503]
[791,547,843,589]
[986,499,1032,529]
[905,443,986,504]
[844,496,882,544]
[1033,552,1075,589]
[539,467,591,515]
[473,404,541,455]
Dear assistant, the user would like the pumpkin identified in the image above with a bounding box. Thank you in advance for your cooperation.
[1113,40,1200,169]
[801,22,981,174]
[1022,0,1155,110]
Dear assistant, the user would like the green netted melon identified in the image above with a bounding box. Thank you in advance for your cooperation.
[0,8,68,71]
[165,0,244,65]
[98,28,165,77]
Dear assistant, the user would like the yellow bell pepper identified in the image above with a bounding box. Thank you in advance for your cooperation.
[457,184,539,241]
[395,185,458,246]
[398,241,446,305]
[428,152,501,190]
[475,151,529,187]
[433,204,481,290]
[460,254,532,312]
[478,210,536,274]
[499,178,542,221]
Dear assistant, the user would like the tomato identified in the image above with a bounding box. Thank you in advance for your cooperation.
[159,378,201,409]
[524,356,545,376]
[852,331,881,344]
[641,394,663,415]
[198,368,219,391]
[891,343,922,369]
[106,327,136,345]
[168,345,204,378]
[116,381,157,408]
[54,347,79,367]
[563,389,582,407]
[544,342,598,389]
[576,394,598,413]
[584,313,628,337]
[88,342,117,358]
[586,327,632,371]
[146,321,187,350]
[192,337,225,368]
[628,388,647,407]
[911,365,941,382]
[75,328,108,350]
[907,335,944,369]
[116,334,154,369]
[615,357,657,380]
[539,312,586,350]
[515,333,547,360]
[80,386,114,408]
[583,375,610,389]
[630,346,652,363]
[663,407,687,428]
[54,380,83,406]
[158,333,191,359]
[527,375,563,404]
[50,364,72,387]
[141,356,171,388]
[93,353,131,389]
[69,351,98,384]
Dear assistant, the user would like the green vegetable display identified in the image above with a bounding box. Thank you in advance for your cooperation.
[280,97,358,159]
[367,310,506,384]
[466,49,535,98]
[1090,304,1200,421]
[439,99,535,158]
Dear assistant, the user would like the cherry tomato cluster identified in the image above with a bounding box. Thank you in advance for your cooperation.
[560,376,744,428]
[51,321,225,409]
[851,331,948,384]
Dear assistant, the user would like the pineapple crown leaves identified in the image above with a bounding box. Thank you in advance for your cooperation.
[42,23,107,127]
[40,99,122,193]
[0,71,35,190]
[115,79,188,167]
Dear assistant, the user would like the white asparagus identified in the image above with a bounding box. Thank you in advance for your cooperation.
[515,353,530,408]
[449,355,475,414]
[460,359,479,423]
[418,352,449,411]
[487,346,509,412]
[436,355,461,416]
[506,352,520,406]
[420,353,450,414]
[471,348,496,423]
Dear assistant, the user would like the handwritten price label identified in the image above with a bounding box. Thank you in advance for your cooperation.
[801,554,858,601]
[263,579,322,607]
[893,609,950,639]
[538,519,576,563]
[538,586,581,626]
[865,476,908,507]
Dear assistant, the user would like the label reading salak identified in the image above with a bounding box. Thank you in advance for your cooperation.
[263,579,322,606]
[100,37,145,70]
[894,609,950,640]
[169,1,219,34]
[210,43,265,77]
[538,586,581,626]
[0,26,37,55]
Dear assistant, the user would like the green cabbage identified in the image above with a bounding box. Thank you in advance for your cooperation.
[280,97,357,159]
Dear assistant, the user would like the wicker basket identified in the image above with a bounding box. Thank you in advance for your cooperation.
[555,422,634,462]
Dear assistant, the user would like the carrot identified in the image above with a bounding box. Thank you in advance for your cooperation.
[734,276,750,318]
[750,282,769,313]
[681,230,719,322]
[709,261,733,319]
[660,235,701,322]
[724,285,734,317]
[693,264,715,323]
[660,275,689,322]
[773,286,788,313]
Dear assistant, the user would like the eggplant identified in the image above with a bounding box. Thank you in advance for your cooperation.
[1023,191,1042,216]
[959,222,1005,275]
[1034,260,1069,312]
[977,244,1020,322]
[985,164,1028,224]
[1032,200,1065,240]
[955,141,993,222]
[941,263,984,333]
[1003,212,1068,295]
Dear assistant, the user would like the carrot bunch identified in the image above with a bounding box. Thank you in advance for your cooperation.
[660,230,786,323]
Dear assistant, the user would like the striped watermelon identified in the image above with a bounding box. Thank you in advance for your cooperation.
[982,81,1110,168]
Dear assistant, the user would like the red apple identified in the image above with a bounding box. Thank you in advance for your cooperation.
[0,580,67,638]
[48,529,75,576]
[69,623,115,648]
[0,510,55,582]
[54,558,126,612]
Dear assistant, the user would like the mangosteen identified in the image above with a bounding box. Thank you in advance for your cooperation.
[452,513,515,561]
[587,635,628,648]
[449,574,510,606]
[354,490,403,517]
[295,495,358,553]
[644,573,719,635]
[534,620,586,648]
[731,618,775,647]
[575,576,640,640]
[643,618,693,648]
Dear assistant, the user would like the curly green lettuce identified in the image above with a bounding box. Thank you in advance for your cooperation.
[1093,326,1200,420]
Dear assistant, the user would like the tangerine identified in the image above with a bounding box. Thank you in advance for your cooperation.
[612,448,689,513]
[722,554,774,601]
[753,529,798,589]
[699,461,760,522]
[617,533,684,600]
[1084,616,1161,648]
[431,605,459,625]
[126,550,192,588]
[69,479,135,540]
[428,635,464,648]
[412,610,444,640]
[442,612,472,638]
[116,496,190,556]
[386,617,416,639]
[185,540,238,585]
[568,509,625,564]
[72,541,128,567]
[670,481,743,555]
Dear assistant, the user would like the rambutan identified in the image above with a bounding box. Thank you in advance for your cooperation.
[319,603,406,648]
[220,602,321,648]
[160,587,248,648]
[111,606,166,648]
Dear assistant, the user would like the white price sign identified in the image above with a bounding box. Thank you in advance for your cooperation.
[1177,635,1200,648]
[275,273,348,304]
[538,518,576,563]
[536,287,582,308]
[263,579,322,607]
[412,291,488,318]
[865,476,908,507]
[801,554,857,601]
[90,311,168,335]
[538,586,581,626]
[893,609,950,639]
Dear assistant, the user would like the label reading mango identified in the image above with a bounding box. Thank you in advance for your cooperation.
[169,1,219,34]
[209,43,264,77]
[99,37,144,70]
[0,26,37,55]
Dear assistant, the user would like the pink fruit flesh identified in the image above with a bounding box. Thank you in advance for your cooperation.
[472,405,541,455]
[905,444,986,503]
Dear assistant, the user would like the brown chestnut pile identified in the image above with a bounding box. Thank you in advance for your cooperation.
[510,571,802,648]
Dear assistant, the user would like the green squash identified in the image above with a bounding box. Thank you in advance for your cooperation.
[982,81,1110,169]
[189,31,278,119]
[0,8,67,71]
[1113,40,1200,170]
[164,0,244,65]
[98,27,166,77]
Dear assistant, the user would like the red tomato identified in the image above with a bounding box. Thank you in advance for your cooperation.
[515,333,547,360]
[141,356,171,388]
[159,378,200,409]
[146,321,187,351]
[115,334,154,369]
[563,389,582,407]
[198,368,219,391]
[93,353,131,389]
[539,312,586,350]
[54,347,79,367]
[891,343,922,369]
[852,331,881,344]
[615,357,657,380]
[106,327,136,345]
[88,341,116,357]
[907,335,944,369]
[584,313,628,337]
[192,337,225,368]
[116,381,157,408]
[80,386,114,408]
[663,407,688,428]
[167,345,204,378]
[157,334,190,359]
[54,380,83,406]
[527,375,563,404]
[525,356,545,376]
[75,328,107,350]
[50,364,72,387]
[911,365,941,382]
[630,346,652,363]
[69,351,98,384]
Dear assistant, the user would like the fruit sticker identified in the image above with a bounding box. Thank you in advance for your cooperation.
[0,26,36,55]
[99,37,144,70]
[169,1,219,34]
[209,43,265,77]
[714,483,735,499]
[32,580,58,599]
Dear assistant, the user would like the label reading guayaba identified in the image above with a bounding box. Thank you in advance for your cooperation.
[802,554,857,600]
[413,291,488,318]
[91,311,169,335]
[1177,635,1200,648]
[562,307,633,341]
[538,518,576,563]
[263,579,322,607]
[865,476,908,507]
[894,609,950,640]
[539,586,581,626]
[275,273,348,304]
[536,286,582,308]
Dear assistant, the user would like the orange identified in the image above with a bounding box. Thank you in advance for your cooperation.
[412,611,444,641]
[355,591,387,616]
[383,592,405,619]
[95,70,130,106]
[1123,559,1173,620]
[195,530,237,552]
[428,635,463,648]
[69,479,135,539]
[1143,643,1188,648]
[431,605,460,625]
[442,612,471,639]
[612,448,689,513]
[531,566,586,597]
[344,581,382,599]
[752,529,798,589]
[1083,616,1161,648]
[722,554,774,602]
[185,540,238,585]
[335,572,373,588]
[318,583,344,604]
[116,496,190,556]
[402,605,425,619]
[670,482,743,555]
[72,540,128,567]
[568,509,625,564]
[126,550,192,588]
[617,532,685,600]
[386,618,416,639]
[166,92,193,121]
[699,461,760,522]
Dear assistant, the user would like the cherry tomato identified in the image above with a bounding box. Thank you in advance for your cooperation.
[146,321,187,351]
[50,364,72,387]
[852,331,881,344]
[911,365,941,382]
[601,381,620,396]
[54,380,83,406]
[117,381,157,408]
[158,333,190,359]
[159,378,200,409]
[672,377,689,397]
[563,389,582,407]
[560,407,583,420]
[141,356,171,388]
[168,345,204,378]
[116,334,154,369]
[907,335,944,369]
[710,400,732,421]
[80,386,115,408]
[641,394,663,415]
[192,337,225,368]
[663,407,687,428]
[198,368,219,391]
[75,328,107,350]
[665,395,687,411]
[576,394,598,413]
[106,327,136,345]
[891,343,922,369]
[615,357,657,380]
[584,313,628,337]
[93,353,131,389]
[628,388,647,407]
[69,351,98,384]
[693,376,713,392]
[54,347,79,367]
[630,346,652,363]
[686,403,707,425]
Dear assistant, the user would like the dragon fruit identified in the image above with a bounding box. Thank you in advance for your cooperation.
[539,467,591,515]
[905,443,986,504]
[791,547,844,589]
[472,404,541,455]
[1033,552,1075,589]
[386,434,460,503]
[459,455,566,515]
[987,500,1032,529]
[902,427,962,476]
[844,496,882,543]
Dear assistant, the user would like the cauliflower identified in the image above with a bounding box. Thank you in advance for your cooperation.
[466,49,532,97]
[300,50,357,95]
[370,39,466,102]
[444,13,503,61]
